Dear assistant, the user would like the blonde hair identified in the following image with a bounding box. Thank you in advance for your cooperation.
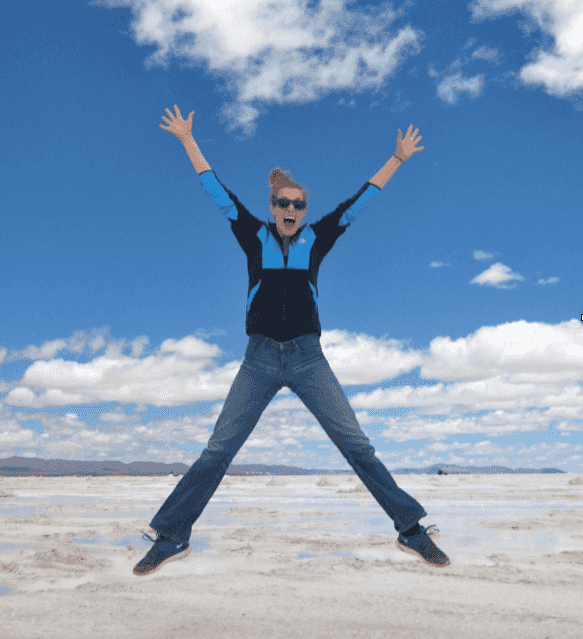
[268,168,311,209]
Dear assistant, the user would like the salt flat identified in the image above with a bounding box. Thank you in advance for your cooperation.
[1,473,582,639]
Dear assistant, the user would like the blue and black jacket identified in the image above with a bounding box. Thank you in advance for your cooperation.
[198,169,382,342]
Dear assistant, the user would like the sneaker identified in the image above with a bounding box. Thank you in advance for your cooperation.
[396,524,450,567]
[133,530,191,576]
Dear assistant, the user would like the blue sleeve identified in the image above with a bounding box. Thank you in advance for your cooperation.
[338,182,382,227]
[311,181,381,236]
[199,170,238,221]
[198,169,264,243]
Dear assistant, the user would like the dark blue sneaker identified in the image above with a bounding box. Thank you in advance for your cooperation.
[397,524,450,567]
[133,530,191,576]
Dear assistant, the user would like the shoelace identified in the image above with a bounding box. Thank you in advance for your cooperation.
[141,530,159,543]
[141,530,185,550]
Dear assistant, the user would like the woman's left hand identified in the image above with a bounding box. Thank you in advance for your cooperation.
[396,124,424,161]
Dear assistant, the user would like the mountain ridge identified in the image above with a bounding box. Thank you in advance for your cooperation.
[0,456,569,476]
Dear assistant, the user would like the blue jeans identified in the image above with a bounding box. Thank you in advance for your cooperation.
[150,333,427,545]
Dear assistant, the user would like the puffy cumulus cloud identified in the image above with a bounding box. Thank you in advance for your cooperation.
[2,321,583,470]
[4,321,583,418]
[87,0,426,138]
[0,430,36,444]
[0,410,36,444]
[5,387,37,406]
[422,319,583,383]
[3,329,425,409]
[6,333,238,408]
[158,335,221,359]
[470,262,525,289]
[344,319,583,446]
[320,329,423,385]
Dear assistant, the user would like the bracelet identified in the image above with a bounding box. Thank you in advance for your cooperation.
[394,153,405,163]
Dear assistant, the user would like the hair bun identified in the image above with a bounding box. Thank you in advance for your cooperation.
[268,167,307,203]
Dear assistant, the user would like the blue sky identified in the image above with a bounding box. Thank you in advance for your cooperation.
[1,0,582,473]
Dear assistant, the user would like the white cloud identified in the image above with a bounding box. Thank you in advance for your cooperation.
[5,386,37,407]
[470,45,502,64]
[96,408,127,424]
[435,70,486,105]
[421,318,583,382]
[473,250,494,260]
[0,428,34,444]
[470,261,525,289]
[0,319,581,472]
[88,0,426,137]
[470,0,583,99]
[0,330,423,408]
[427,0,583,107]
[5,327,112,363]
[8,339,69,363]
[130,336,149,357]
[3,320,583,412]
[81,0,583,139]
[11,349,242,407]
[158,335,221,359]
[319,329,423,385]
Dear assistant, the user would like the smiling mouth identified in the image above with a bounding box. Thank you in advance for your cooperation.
[283,218,295,226]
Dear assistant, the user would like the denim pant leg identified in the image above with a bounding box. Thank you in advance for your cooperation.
[149,335,283,545]
[283,334,427,534]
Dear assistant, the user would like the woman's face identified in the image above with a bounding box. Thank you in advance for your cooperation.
[269,187,307,237]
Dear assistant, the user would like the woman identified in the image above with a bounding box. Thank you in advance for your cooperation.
[133,105,449,576]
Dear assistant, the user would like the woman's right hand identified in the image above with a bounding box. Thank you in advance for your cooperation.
[160,105,195,141]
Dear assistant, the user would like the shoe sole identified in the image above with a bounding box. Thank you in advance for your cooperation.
[396,539,451,567]
[133,545,192,576]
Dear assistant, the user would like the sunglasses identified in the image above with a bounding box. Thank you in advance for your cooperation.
[271,194,307,211]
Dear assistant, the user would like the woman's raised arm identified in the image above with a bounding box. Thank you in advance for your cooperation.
[160,105,211,175]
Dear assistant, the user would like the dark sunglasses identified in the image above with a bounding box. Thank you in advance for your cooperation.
[271,194,307,211]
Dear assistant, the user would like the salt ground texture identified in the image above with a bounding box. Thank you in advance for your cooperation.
[1,473,582,639]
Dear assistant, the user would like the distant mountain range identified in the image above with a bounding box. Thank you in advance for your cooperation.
[0,456,569,477]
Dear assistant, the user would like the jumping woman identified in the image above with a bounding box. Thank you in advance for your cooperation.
[133,105,450,576]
